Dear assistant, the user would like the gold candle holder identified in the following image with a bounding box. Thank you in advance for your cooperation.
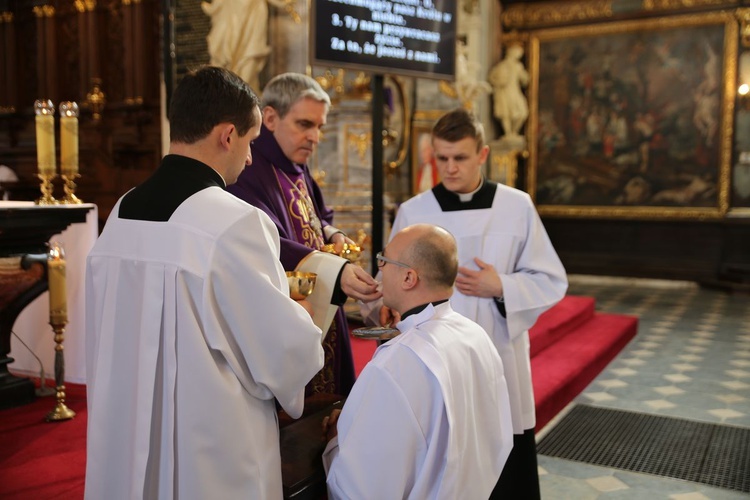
[60,102,82,204]
[36,172,58,205]
[46,242,75,422]
[46,322,76,421]
[34,99,58,205]
[61,174,82,204]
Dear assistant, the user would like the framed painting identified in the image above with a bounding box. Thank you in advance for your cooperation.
[410,111,444,195]
[527,12,738,219]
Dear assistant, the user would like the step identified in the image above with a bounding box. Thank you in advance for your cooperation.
[529,295,596,357]
[531,312,638,431]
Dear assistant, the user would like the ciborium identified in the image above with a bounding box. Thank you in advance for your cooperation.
[286,271,316,300]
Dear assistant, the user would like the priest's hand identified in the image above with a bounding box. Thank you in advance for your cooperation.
[329,231,355,255]
[341,264,382,302]
[379,305,401,327]
[295,298,315,318]
[322,408,342,442]
[456,257,503,298]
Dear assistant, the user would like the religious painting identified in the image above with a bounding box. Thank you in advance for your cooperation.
[410,111,444,195]
[527,12,738,219]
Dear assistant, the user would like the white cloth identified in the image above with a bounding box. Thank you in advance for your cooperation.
[323,302,513,499]
[362,184,568,432]
[85,187,324,500]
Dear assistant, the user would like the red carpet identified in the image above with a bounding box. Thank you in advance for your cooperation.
[0,382,87,499]
[0,295,636,498]
[529,296,638,430]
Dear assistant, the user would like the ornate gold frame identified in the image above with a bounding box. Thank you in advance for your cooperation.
[527,11,737,219]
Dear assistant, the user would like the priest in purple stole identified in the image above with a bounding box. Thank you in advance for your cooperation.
[228,73,381,397]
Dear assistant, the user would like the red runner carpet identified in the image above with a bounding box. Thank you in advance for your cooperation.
[0,382,87,499]
[0,295,636,498]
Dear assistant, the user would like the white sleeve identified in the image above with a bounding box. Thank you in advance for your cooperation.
[500,199,568,338]
[207,210,324,418]
[326,364,425,499]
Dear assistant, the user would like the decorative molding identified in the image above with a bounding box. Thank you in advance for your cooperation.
[502,1,612,30]
[739,8,750,47]
[74,0,96,13]
[642,0,737,11]
[502,0,739,30]
[32,5,55,17]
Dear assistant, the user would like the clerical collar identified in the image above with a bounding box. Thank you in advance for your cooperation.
[432,179,497,212]
[400,299,449,321]
[457,178,484,202]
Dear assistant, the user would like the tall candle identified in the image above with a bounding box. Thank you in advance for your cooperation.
[48,243,68,325]
[34,99,56,175]
[60,102,79,176]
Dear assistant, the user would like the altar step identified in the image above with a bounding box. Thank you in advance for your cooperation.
[530,295,638,431]
[350,295,639,433]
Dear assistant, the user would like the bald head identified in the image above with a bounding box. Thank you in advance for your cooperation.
[391,224,458,290]
[381,224,457,314]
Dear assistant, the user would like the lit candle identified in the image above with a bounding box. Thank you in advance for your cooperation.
[34,99,56,176]
[59,102,79,176]
[47,242,68,325]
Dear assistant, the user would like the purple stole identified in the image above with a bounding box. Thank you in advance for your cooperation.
[274,167,326,250]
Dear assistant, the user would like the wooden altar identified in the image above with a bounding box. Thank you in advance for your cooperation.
[0,202,94,410]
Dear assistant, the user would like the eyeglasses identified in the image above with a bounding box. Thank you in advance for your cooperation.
[376,251,412,270]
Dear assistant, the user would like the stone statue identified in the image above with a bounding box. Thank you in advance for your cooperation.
[454,40,491,110]
[488,43,529,139]
[201,0,290,90]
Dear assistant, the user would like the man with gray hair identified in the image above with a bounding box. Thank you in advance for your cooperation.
[228,73,380,398]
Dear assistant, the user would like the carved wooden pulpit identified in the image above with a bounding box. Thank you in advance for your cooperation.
[0,202,94,410]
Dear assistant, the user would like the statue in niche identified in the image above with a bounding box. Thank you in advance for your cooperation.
[454,39,491,110]
[489,43,529,142]
[201,0,293,90]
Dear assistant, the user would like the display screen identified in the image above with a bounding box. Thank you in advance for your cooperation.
[310,0,457,80]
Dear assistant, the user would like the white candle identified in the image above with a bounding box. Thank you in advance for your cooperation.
[34,99,56,175]
[60,102,79,176]
[48,243,67,325]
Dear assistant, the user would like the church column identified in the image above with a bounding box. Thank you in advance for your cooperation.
[33,3,57,103]
[132,0,144,104]
[122,0,135,102]
[0,10,16,113]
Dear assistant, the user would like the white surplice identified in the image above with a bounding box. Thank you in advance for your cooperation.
[362,183,568,432]
[323,302,513,499]
[85,187,324,499]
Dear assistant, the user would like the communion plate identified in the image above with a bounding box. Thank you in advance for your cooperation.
[351,326,401,340]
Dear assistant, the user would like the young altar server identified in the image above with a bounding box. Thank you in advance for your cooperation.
[84,66,324,499]
[227,72,381,398]
[361,108,568,498]
[323,223,513,499]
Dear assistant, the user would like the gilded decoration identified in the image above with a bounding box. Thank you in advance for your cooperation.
[526,12,737,219]
[502,1,612,30]
[502,0,738,29]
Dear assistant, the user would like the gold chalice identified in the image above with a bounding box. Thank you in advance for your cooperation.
[286,271,316,300]
[321,243,362,262]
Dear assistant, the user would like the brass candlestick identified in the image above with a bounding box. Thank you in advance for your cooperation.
[46,242,74,422]
[36,172,58,205]
[61,173,82,204]
[46,321,76,421]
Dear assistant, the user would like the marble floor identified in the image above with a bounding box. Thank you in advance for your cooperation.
[537,275,750,500]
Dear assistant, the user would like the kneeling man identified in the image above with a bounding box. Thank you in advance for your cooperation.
[322,224,513,499]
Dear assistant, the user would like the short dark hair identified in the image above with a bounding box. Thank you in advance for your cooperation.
[404,230,458,289]
[432,108,486,151]
[169,66,260,144]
